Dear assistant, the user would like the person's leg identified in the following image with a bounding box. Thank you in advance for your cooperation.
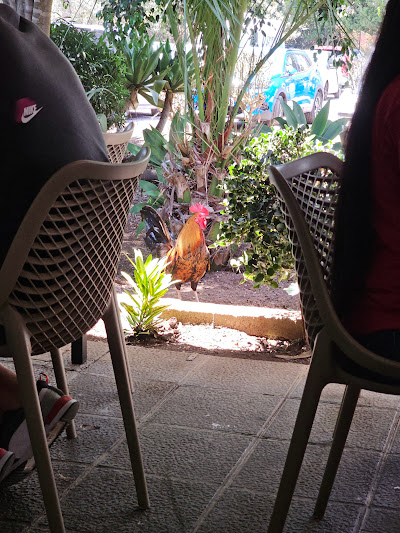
[0,367,79,482]
[0,365,22,422]
[357,329,400,361]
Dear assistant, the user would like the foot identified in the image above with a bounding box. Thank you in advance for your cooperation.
[0,448,15,483]
[0,376,79,481]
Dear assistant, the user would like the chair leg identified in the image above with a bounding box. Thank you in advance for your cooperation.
[103,289,149,509]
[2,306,65,533]
[313,385,360,519]
[71,335,87,364]
[267,362,326,533]
[50,348,77,440]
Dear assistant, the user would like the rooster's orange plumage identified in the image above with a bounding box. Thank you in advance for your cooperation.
[141,204,210,301]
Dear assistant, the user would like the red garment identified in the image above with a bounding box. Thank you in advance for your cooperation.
[347,75,400,334]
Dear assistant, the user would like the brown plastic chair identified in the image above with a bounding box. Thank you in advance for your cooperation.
[0,146,150,533]
[71,122,135,364]
[266,152,400,532]
[103,122,134,164]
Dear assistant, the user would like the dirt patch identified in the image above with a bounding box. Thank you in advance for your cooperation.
[124,318,310,363]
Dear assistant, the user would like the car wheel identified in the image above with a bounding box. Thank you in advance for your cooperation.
[324,82,329,100]
[272,95,285,122]
[305,90,323,123]
[333,85,342,99]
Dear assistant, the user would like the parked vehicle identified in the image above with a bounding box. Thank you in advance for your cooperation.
[251,48,324,124]
[307,47,349,98]
[70,22,105,41]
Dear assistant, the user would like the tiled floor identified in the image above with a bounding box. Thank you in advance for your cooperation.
[1,338,400,532]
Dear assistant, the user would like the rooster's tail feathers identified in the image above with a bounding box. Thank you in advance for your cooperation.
[141,206,173,257]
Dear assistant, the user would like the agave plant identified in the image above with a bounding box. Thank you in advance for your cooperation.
[120,32,168,110]
[152,41,195,132]
[276,98,348,147]
[120,250,177,336]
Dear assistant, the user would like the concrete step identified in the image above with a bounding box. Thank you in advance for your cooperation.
[159,298,303,340]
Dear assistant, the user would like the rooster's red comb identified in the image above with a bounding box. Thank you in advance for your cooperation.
[189,203,209,216]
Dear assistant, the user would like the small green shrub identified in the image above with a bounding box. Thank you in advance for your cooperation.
[50,20,129,129]
[218,107,345,288]
[120,250,176,336]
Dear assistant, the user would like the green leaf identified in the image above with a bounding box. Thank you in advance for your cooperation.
[284,282,299,296]
[319,118,348,143]
[139,180,160,193]
[274,117,288,128]
[143,127,167,149]
[258,125,272,135]
[311,100,330,137]
[153,79,167,94]
[136,221,146,235]
[127,143,141,156]
[291,101,307,126]
[130,202,147,214]
[280,99,298,129]
[97,114,108,132]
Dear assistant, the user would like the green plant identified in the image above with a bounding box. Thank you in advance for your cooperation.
[50,20,129,129]
[152,41,195,132]
[218,105,345,288]
[120,250,176,336]
[276,99,348,148]
[120,31,167,110]
[98,0,354,267]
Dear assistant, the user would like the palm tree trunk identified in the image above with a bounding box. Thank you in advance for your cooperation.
[156,91,173,133]
[3,0,53,35]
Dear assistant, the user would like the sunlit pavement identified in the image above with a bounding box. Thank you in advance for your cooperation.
[329,87,358,121]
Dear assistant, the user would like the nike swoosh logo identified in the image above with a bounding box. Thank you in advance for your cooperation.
[21,107,43,123]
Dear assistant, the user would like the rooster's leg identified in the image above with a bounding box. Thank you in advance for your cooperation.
[191,281,200,302]
[175,283,182,300]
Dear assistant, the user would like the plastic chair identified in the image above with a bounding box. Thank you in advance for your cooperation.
[71,123,135,364]
[266,152,400,532]
[103,122,134,164]
[0,147,150,533]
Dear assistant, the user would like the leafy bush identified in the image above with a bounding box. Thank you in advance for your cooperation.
[120,250,176,336]
[50,20,129,129]
[218,102,345,288]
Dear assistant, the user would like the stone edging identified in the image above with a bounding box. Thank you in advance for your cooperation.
[159,298,304,340]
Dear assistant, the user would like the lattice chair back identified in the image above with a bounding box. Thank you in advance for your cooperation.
[0,147,150,355]
[268,152,343,346]
[267,153,400,533]
[103,122,134,163]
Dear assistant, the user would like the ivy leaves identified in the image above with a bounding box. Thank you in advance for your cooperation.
[218,123,344,288]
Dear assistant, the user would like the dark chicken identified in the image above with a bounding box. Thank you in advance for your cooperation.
[141,204,210,301]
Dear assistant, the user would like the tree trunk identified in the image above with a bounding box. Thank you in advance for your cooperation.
[3,0,53,35]
[156,91,173,133]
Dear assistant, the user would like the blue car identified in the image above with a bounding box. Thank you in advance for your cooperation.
[253,48,324,124]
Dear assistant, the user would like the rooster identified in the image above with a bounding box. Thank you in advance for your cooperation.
[141,204,210,301]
